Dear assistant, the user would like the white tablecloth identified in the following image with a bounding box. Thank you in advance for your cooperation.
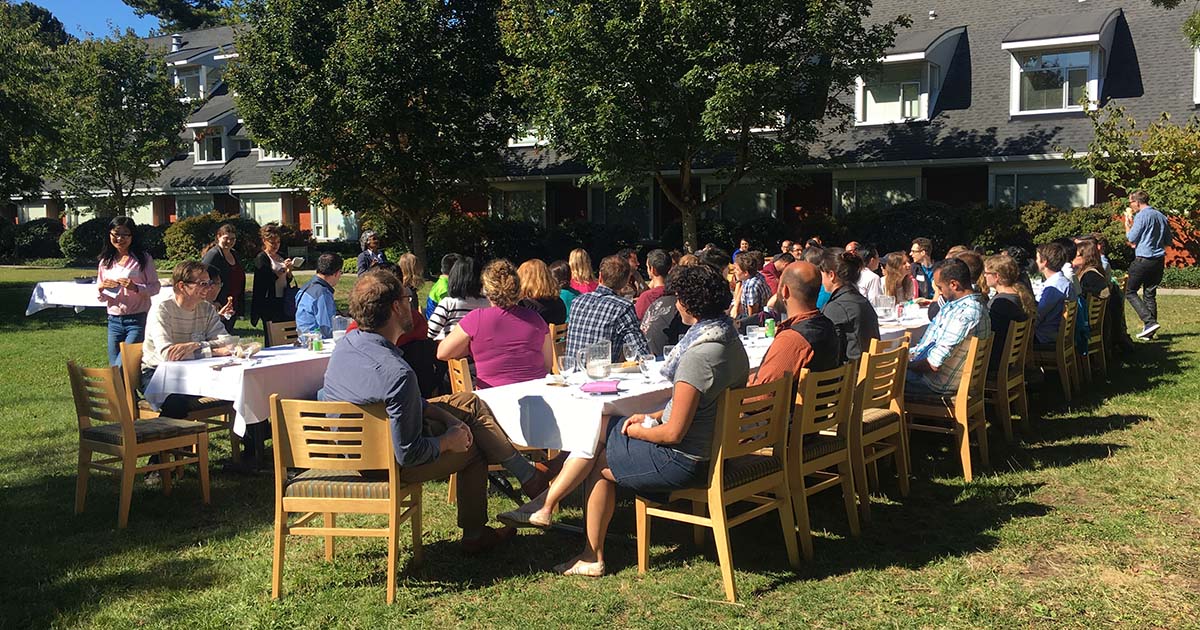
[879,316,930,343]
[26,281,173,316]
[476,337,772,458]
[142,345,330,436]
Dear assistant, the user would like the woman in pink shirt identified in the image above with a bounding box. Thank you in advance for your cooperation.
[97,217,161,365]
[437,259,552,388]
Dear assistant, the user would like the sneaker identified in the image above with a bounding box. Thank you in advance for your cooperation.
[461,525,517,554]
[1136,323,1160,340]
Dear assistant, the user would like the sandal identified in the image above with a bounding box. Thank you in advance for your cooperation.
[554,559,605,577]
[498,508,550,530]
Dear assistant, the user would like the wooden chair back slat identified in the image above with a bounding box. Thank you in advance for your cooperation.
[857,345,908,411]
[1059,301,1077,354]
[68,362,134,443]
[869,332,911,355]
[795,363,856,436]
[997,319,1032,386]
[549,323,568,374]
[268,320,299,347]
[272,397,393,471]
[714,375,791,460]
[447,357,473,394]
[119,342,145,417]
[958,335,993,403]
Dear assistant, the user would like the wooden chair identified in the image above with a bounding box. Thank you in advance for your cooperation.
[851,344,911,522]
[69,361,211,528]
[788,362,861,561]
[635,375,799,603]
[1031,301,1079,401]
[269,395,423,604]
[984,319,1032,443]
[906,335,993,482]
[869,332,912,355]
[267,320,299,347]
[120,342,240,457]
[549,322,568,374]
[1080,293,1109,383]
[447,357,473,394]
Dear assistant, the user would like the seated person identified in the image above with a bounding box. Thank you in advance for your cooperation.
[426,256,489,341]
[141,261,233,418]
[323,270,548,553]
[634,249,672,320]
[295,253,343,339]
[819,248,879,364]
[500,264,749,577]
[750,260,841,386]
[1034,242,1076,346]
[424,253,460,318]
[906,259,991,396]
[550,259,579,317]
[517,258,568,326]
[565,254,650,363]
[731,251,771,318]
[437,259,553,388]
[984,254,1035,370]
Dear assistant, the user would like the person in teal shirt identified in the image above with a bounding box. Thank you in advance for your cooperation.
[424,253,460,318]
[550,259,579,316]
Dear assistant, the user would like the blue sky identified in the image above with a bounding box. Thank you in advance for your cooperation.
[34,0,157,39]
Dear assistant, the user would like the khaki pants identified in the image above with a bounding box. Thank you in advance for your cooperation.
[398,392,517,531]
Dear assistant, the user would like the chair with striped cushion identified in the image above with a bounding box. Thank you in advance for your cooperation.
[850,343,911,522]
[906,334,994,482]
[787,362,860,561]
[635,374,799,603]
[69,361,210,528]
[269,395,423,604]
[120,342,239,458]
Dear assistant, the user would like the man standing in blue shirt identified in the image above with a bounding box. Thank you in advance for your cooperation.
[295,253,343,338]
[1123,189,1172,339]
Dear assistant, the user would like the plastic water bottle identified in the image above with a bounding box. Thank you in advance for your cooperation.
[764,318,776,338]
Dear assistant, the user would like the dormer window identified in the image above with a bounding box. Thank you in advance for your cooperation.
[195,127,225,164]
[176,66,203,100]
[854,26,963,126]
[1002,9,1120,116]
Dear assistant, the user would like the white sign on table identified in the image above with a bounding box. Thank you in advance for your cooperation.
[142,345,330,436]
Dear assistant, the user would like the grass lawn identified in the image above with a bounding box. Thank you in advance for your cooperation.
[1,267,1197,628]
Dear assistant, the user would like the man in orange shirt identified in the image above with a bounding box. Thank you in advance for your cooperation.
[750,261,842,386]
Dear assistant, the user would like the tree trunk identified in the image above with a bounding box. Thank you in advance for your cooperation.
[408,215,428,270]
[681,206,699,253]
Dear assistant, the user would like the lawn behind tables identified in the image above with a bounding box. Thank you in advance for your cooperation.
[1,267,1198,628]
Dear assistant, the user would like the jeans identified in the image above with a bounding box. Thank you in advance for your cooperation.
[1125,256,1164,326]
[107,313,148,366]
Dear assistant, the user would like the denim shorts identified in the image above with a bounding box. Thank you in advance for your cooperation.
[605,416,708,500]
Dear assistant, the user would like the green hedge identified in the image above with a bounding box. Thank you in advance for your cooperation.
[1162,266,1200,288]
[60,218,170,262]
[13,218,65,259]
[0,221,14,262]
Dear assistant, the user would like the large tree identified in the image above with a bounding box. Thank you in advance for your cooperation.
[228,0,519,264]
[501,0,907,250]
[5,1,74,48]
[0,8,57,202]
[123,0,233,32]
[52,31,190,216]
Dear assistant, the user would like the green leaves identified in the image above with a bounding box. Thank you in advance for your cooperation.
[0,8,58,201]
[501,0,906,249]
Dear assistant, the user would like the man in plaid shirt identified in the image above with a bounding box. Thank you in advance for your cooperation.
[733,251,771,318]
[906,258,991,395]
[566,255,651,363]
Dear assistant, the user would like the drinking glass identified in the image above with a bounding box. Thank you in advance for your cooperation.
[662,344,676,360]
[623,342,638,363]
[556,355,576,383]
[638,353,656,381]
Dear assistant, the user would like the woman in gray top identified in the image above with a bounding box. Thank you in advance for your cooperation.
[499,264,748,577]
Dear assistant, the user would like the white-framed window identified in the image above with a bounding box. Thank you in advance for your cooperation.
[175,66,203,100]
[258,147,289,162]
[175,194,213,219]
[312,201,358,241]
[1013,49,1091,113]
[1193,48,1200,104]
[991,169,1092,210]
[834,177,919,215]
[194,127,225,163]
[234,138,253,153]
[488,182,546,225]
[589,184,653,239]
[240,193,284,225]
[856,63,932,124]
[701,180,776,224]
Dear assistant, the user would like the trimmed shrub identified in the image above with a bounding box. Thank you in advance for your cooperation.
[141,224,167,259]
[341,257,358,274]
[0,220,16,262]
[14,218,65,258]
[1162,266,1200,288]
[59,217,113,261]
[165,213,262,263]
[1021,199,1133,270]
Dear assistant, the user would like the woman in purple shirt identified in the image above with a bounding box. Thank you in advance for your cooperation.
[437,259,553,388]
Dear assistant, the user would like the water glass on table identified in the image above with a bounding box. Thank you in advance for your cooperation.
[662,344,676,361]
[554,355,576,385]
[638,354,656,382]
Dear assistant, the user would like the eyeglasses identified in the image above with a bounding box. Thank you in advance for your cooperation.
[110,231,132,239]
[184,280,216,287]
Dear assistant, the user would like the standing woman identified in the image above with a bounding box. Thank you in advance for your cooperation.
[97,217,161,365]
[250,223,293,340]
[200,223,245,334]
[569,248,599,294]
[357,230,387,273]
[518,258,567,325]
[882,251,919,303]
